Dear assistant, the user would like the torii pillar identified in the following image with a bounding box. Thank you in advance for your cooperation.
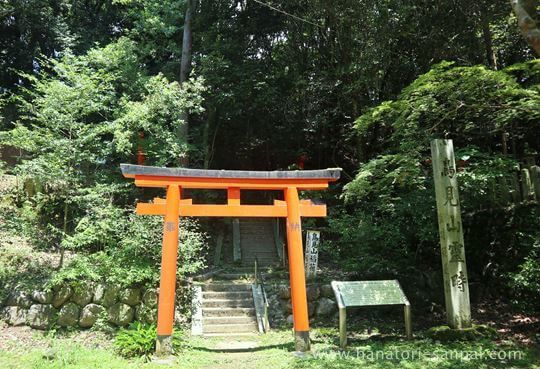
[120,164,341,355]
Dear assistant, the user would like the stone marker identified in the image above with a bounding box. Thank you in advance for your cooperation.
[530,166,540,200]
[431,139,472,329]
[304,230,320,279]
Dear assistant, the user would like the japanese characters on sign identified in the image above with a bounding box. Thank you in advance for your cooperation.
[305,230,320,279]
[431,139,471,329]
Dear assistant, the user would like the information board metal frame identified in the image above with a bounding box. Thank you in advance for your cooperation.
[331,280,412,348]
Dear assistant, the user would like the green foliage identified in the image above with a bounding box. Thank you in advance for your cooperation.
[0,37,208,289]
[330,61,540,309]
[49,217,207,288]
[114,323,157,358]
[510,250,540,310]
[114,323,186,358]
[356,60,540,159]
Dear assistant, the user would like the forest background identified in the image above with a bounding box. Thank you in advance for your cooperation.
[0,0,539,315]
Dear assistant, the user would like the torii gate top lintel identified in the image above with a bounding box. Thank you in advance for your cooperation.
[120,164,341,190]
[121,163,341,355]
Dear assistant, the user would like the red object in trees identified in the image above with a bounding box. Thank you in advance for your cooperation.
[137,131,146,165]
[296,153,308,170]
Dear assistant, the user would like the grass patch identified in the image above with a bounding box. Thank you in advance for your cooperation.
[0,327,538,369]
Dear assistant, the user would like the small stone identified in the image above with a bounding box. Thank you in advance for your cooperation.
[57,303,80,326]
[142,288,158,307]
[286,314,294,325]
[306,285,320,301]
[27,304,56,330]
[320,284,335,298]
[71,286,93,306]
[93,284,106,304]
[52,286,73,308]
[308,302,316,316]
[315,298,336,317]
[7,291,32,308]
[276,285,290,299]
[102,286,121,308]
[135,304,157,325]
[174,307,187,325]
[119,288,141,306]
[2,306,28,326]
[79,304,105,328]
[279,299,292,313]
[31,290,53,304]
[107,303,134,326]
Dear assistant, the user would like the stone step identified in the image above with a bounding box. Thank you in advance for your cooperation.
[202,291,252,299]
[203,332,259,337]
[202,307,255,317]
[242,249,278,254]
[203,298,253,308]
[203,323,258,334]
[243,257,278,262]
[242,258,280,264]
[202,283,252,292]
[214,273,254,280]
[203,316,256,325]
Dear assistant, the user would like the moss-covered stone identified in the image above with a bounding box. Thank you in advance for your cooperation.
[426,324,498,341]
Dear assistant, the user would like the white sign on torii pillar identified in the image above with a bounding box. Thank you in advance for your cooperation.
[431,139,472,329]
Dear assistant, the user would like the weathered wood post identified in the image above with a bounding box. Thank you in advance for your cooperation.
[531,165,540,200]
[521,168,536,201]
[431,139,472,329]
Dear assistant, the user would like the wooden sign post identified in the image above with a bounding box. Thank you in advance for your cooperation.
[430,139,472,329]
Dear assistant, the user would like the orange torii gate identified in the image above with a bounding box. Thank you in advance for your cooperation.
[120,164,341,354]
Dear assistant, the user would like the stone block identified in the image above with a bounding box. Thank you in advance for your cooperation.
[57,303,80,327]
[27,304,56,330]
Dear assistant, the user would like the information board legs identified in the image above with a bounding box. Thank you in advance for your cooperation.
[155,185,180,356]
[285,187,311,352]
[339,307,347,348]
[404,304,412,339]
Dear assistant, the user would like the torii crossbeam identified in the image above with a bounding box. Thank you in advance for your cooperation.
[120,164,341,354]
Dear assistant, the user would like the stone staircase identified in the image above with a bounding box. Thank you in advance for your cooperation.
[239,219,280,266]
[199,271,259,336]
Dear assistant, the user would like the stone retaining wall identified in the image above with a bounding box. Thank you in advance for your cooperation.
[265,283,338,325]
[0,283,191,330]
[1,282,338,330]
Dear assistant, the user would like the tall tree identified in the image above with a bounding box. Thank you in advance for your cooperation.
[177,0,196,166]
[510,0,540,55]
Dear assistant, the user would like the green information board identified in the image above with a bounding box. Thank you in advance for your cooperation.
[331,280,412,347]
[332,280,409,307]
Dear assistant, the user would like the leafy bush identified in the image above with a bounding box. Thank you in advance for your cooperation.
[115,323,157,358]
[114,323,186,358]
[0,37,209,290]
[49,216,208,288]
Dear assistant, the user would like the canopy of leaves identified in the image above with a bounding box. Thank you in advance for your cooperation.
[334,61,540,309]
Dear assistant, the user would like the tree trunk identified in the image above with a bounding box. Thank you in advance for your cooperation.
[480,7,498,69]
[178,0,196,166]
[510,0,540,55]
